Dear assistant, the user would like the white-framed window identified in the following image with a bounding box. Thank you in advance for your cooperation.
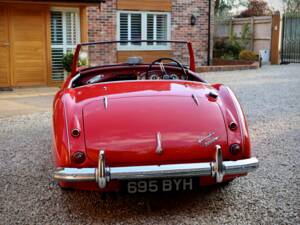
[51,8,80,81]
[117,11,171,51]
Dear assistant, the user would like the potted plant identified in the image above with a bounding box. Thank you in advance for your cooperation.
[62,52,88,79]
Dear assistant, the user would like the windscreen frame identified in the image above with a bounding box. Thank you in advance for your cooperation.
[71,40,196,77]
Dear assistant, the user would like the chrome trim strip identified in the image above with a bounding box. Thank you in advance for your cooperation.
[211,145,224,183]
[97,150,108,188]
[68,73,81,89]
[53,147,259,188]
[62,100,71,157]
[223,158,259,175]
[53,168,96,182]
[109,162,212,180]
[156,132,163,155]
[198,132,215,144]
[53,158,258,185]
[192,94,199,106]
[103,97,108,109]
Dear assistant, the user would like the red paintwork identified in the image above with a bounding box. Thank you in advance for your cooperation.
[52,42,252,191]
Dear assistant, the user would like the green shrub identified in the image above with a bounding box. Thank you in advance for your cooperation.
[239,23,252,49]
[62,52,88,72]
[214,35,243,60]
[62,52,74,73]
[239,50,259,61]
[214,22,253,60]
[221,54,236,60]
[224,41,242,58]
[214,39,226,50]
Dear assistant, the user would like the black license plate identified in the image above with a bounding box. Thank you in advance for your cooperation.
[123,177,198,194]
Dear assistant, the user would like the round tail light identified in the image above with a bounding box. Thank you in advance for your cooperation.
[230,144,241,155]
[229,122,238,131]
[72,151,86,164]
[71,128,81,137]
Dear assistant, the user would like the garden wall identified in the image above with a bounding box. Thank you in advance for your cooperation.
[214,16,272,59]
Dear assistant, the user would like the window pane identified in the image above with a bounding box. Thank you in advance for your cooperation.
[51,11,63,45]
[120,13,128,45]
[51,10,80,81]
[117,12,170,50]
[147,14,154,45]
[66,12,78,45]
[157,15,168,45]
[131,14,141,45]
[51,48,64,81]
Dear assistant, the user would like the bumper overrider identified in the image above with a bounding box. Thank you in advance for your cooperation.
[53,145,259,188]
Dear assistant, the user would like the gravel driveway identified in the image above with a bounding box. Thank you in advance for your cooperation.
[0,65,299,225]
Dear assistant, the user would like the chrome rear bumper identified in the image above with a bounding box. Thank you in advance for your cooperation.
[53,145,259,188]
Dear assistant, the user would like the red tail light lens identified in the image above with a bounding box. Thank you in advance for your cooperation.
[229,122,238,131]
[71,128,81,137]
[230,144,241,155]
[72,151,86,164]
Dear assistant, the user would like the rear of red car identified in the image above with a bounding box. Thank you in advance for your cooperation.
[52,80,258,192]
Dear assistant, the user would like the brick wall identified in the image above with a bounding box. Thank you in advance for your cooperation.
[172,0,210,66]
[87,0,214,67]
[87,1,118,65]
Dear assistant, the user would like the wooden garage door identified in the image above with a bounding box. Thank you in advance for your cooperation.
[10,7,47,86]
[0,7,10,87]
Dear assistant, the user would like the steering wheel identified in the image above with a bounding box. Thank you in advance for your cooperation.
[145,58,187,79]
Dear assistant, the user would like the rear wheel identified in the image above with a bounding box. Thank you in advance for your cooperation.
[218,178,234,187]
[58,182,75,191]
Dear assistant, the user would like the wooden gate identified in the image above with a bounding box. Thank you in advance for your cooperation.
[281,13,300,63]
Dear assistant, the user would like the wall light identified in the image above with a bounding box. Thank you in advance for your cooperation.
[191,15,196,26]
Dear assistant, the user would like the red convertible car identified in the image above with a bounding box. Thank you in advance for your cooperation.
[52,41,258,193]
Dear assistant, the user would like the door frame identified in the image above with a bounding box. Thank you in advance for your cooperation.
[1,4,49,87]
[48,7,81,85]
[0,6,11,87]
[0,3,88,88]
[47,6,88,87]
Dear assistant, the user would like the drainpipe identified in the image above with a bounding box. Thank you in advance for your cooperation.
[207,0,211,66]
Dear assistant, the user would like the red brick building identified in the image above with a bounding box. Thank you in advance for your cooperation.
[0,0,213,88]
[87,0,214,67]
[0,0,101,87]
